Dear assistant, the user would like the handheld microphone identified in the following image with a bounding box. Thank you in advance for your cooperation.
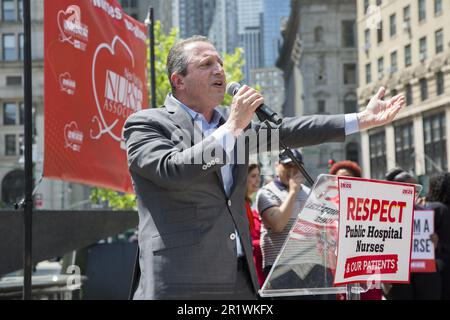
[226,82,282,125]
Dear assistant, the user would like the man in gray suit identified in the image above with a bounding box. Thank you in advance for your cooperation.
[123,36,405,300]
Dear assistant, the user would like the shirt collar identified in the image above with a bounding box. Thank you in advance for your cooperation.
[170,93,223,128]
[274,178,288,190]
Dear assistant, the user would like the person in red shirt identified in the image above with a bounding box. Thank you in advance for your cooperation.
[245,163,265,287]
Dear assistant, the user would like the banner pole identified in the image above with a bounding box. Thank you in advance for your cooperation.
[22,0,34,300]
[146,7,156,108]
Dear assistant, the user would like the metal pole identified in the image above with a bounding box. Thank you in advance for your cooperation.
[22,0,33,300]
[265,121,314,187]
[145,7,156,108]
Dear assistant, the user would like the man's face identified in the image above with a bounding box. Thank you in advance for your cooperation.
[277,162,301,186]
[173,41,226,110]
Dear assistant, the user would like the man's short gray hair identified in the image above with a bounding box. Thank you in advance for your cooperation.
[167,35,212,90]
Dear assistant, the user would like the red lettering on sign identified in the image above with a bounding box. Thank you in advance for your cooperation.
[346,197,408,223]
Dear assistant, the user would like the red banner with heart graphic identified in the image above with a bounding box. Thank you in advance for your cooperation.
[44,0,148,193]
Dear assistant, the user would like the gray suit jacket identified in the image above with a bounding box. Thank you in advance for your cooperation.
[123,94,345,299]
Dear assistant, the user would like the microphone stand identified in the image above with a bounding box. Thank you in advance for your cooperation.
[263,119,315,187]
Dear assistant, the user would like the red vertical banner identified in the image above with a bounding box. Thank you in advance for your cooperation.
[44,0,148,193]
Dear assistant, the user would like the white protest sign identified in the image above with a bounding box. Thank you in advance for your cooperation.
[411,210,436,273]
[334,177,415,286]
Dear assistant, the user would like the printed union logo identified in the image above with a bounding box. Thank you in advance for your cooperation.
[91,36,143,149]
[57,5,89,51]
[64,121,84,152]
[402,189,413,195]
[59,72,76,95]
[340,182,352,189]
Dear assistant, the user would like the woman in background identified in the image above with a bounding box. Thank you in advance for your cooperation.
[426,172,450,299]
[245,164,265,287]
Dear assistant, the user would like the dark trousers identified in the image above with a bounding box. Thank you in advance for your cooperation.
[387,272,442,300]
[165,257,256,300]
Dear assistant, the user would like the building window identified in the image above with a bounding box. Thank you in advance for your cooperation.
[418,0,426,21]
[435,0,442,15]
[18,134,23,155]
[435,29,443,54]
[2,170,25,207]
[389,14,396,37]
[18,0,22,20]
[344,98,357,114]
[364,28,371,50]
[377,57,384,80]
[420,78,428,101]
[2,0,15,21]
[403,5,411,22]
[370,131,387,180]
[391,89,398,98]
[346,142,359,163]
[377,21,383,43]
[419,36,427,61]
[120,0,137,9]
[390,51,398,73]
[3,102,16,125]
[404,44,412,67]
[395,122,415,173]
[2,34,16,61]
[342,20,355,48]
[343,63,356,84]
[317,100,326,114]
[366,63,372,84]
[423,113,447,173]
[6,75,21,85]
[405,84,413,105]
[364,0,369,14]
[19,33,23,60]
[436,71,444,96]
[314,26,323,43]
[5,134,16,155]
[19,102,24,125]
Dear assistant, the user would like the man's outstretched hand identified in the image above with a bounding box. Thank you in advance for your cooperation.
[357,87,406,131]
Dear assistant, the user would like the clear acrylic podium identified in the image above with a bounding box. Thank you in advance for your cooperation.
[258,174,422,299]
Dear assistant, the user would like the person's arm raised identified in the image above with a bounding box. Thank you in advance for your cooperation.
[357,87,406,131]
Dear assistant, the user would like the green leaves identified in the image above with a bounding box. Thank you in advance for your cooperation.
[90,187,136,211]
[222,47,245,106]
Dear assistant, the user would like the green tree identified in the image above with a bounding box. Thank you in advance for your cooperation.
[91,21,246,210]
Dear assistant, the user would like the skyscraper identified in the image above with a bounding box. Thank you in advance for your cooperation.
[173,0,216,39]
[208,0,238,54]
[237,0,263,82]
[262,0,290,67]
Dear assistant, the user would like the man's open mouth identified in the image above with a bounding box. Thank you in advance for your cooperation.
[212,80,224,88]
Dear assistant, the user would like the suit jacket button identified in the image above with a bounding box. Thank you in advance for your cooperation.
[229,233,236,240]
[227,200,232,206]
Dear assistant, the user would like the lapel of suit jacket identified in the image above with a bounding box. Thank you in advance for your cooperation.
[165,94,227,195]
[165,94,203,149]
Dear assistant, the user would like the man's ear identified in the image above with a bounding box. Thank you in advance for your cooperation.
[170,73,184,91]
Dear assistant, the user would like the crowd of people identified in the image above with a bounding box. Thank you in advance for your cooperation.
[244,155,450,300]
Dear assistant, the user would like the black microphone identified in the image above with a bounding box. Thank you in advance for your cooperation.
[226,82,282,125]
